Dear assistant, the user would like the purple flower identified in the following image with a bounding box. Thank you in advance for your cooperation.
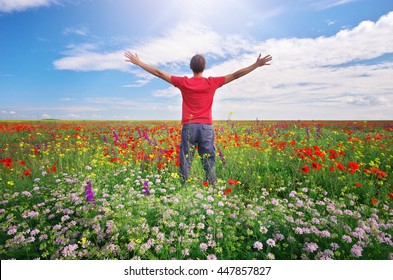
[113,130,119,141]
[103,135,108,143]
[143,181,150,196]
[217,147,227,166]
[85,180,96,205]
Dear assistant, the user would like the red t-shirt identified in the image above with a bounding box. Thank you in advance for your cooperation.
[171,76,226,124]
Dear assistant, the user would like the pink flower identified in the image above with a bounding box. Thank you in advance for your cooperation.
[39,234,48,241]
[304,242,318,253]
[27,211,38,218]
[253,241,263,250]
[21,191,32,197]
[320,230,331,238]
[127,242,136,251]
[207,254,217,260]
[62,244,78,257]
[267,253,275,260]
[30,229,40,236]
[271,198,279,206]
[330,243,340,250]
[199,243,208,251]
[266,239,276,247]
[350,244,363,257]
[7,226,17,235]
[259,226,268,234]
[295,227,303,234]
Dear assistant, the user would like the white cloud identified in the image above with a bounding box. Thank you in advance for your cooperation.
[326,20,337,26]
[52,11,393,119]
[0,0,56,12]
[63,26,89,36]
[68,113,80,118]
[123,79,151,88]
[54,50,128,71]
[153,87,179,98]
[53,21,255,72]
[308,0,358,10]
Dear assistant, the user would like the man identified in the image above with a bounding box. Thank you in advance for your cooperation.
[124,51,272,185]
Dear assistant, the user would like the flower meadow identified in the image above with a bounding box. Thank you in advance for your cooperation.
[0,120,392,260]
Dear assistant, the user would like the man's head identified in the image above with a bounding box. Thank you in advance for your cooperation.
[190,54,206,74]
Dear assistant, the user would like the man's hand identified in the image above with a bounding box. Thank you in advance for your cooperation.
[224,53,272,85]
[124,51,141,66]
[124,51,172,84]
[255,54,272,67]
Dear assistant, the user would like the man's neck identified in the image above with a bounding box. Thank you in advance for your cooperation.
[193,72,204,77]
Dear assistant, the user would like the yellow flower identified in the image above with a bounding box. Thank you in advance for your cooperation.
[78,237,87,246]
[7,181,14,186]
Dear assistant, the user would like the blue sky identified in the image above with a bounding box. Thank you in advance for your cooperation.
[1,0,393,120]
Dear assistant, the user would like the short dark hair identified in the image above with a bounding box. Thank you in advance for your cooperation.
[190,54,206,74]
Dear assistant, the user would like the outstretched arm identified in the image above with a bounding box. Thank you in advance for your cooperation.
[224,54,272,85]
[125,51,172,84]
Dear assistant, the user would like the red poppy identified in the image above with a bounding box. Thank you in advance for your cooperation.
[203,181,209,187]
[354,183,362,187]
[389,192,393,200]
[339,151,345,156]
[312,162,323,170]
[348,162,359,174]
[228,179,239,185]
[329,165,335,173]
[336,162,345,171]
[49,165,57,173]
[301,165,309,174]
[377,170,388,179]
[367,167,379,174]
[328,149,339,160]
[1,158,13,169]
[371,197,378,206]
[224,188,232,195]
[22,169,32,176]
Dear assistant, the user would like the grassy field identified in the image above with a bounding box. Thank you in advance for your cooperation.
[0,120,392,259]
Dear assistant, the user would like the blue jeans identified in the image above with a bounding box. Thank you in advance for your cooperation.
[180,123,216,185]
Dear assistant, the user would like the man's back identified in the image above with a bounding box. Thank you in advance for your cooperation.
[171,76,225,124]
